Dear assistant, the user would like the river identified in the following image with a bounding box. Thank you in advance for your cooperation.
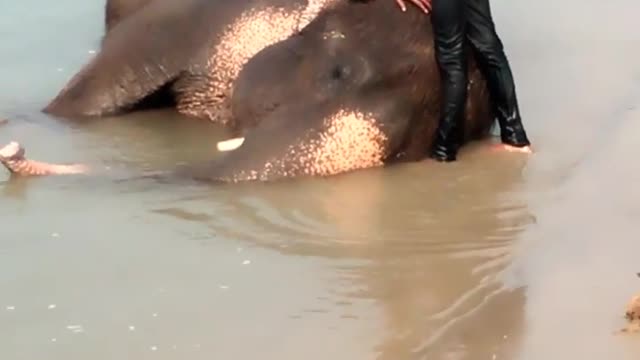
[1,0,640,359]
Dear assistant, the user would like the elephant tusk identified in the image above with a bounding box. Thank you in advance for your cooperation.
[217,137,245,152]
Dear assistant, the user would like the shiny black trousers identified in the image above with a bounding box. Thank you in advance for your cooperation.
[430,0,530,161]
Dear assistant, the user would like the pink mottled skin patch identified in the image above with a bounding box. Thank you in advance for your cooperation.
[297,110,388,176]
[175,1,339,125]
[0,142,88,176]
[223,110,389,182]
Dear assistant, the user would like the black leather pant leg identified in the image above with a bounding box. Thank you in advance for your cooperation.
[465,0,530,146]
[430,0,468,161]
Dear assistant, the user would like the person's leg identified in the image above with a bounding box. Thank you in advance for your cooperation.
[465,0,531,148]
[430,0,468,162]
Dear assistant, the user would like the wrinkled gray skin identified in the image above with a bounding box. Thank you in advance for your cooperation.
[104,0,153,32]
[195,0,495,182]
[43,0,333,130]
[3,0,497,183]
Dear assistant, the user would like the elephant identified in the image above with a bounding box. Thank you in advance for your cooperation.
[104,0,154,33]
[44,0,340,130]
[2,0,501,183]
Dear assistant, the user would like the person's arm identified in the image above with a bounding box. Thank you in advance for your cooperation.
[394,0,432,14]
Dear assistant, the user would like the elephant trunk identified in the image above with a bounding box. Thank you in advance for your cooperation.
[0,142,88,176]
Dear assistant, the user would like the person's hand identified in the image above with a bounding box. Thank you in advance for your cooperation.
[394,0,432,14]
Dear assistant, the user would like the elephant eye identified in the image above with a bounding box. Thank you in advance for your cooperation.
[331,65,350,80]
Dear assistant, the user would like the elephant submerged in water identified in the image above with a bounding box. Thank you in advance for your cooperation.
[104,0,154,32]
[2,0,501,183]
[45,0,340,128]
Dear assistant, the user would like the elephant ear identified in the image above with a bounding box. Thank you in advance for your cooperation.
[43,0,219,118]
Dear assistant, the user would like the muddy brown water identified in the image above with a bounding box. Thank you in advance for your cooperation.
[1,0,640,359]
